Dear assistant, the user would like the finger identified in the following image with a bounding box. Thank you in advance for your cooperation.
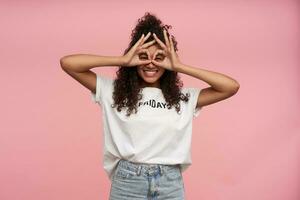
[138,48,149,55]
[140,60,152,65]
[163,29,170,49]
[138,34,145,44]
[153,49,165,60]
[137,49,151,61]
[152,33,167,50]
[146,49,151,60]
[131,34,145,51]
[169,34,175,52]
[141,40,156,49]
[140,48,151,60]
[140,32,151,45]
[144,32,151,40]
[151,59,163,67]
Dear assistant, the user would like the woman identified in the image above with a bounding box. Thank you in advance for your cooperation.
[60,12,239,200]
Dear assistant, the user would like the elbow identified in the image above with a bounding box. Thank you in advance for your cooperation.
[225,80,240,95]
[231,81,240,94]
[60,56,71,70]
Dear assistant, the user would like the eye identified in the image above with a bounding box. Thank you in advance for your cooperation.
[139,54,148,60]
[155,56,164,61]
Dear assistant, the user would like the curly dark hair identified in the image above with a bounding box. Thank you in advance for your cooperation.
[111,12,191,117]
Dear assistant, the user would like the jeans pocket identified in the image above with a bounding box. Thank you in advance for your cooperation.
[115,167,137,179]
[165,167,182,180]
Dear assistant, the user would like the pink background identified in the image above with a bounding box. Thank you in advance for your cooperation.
[1,0,300,200]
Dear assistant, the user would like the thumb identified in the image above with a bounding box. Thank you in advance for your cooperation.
[151,60,162,67]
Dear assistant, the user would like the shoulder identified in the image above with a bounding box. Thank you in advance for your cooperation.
[181,87,201,97]
[96,74,115,87]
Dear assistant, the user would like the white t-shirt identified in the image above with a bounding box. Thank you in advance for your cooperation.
[91,74,202,181]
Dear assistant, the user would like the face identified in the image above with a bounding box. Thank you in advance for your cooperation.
[137,44,166,88]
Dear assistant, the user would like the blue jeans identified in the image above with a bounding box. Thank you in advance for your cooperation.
[109,159,185,200]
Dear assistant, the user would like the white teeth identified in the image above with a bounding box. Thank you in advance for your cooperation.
[143,70,158,77]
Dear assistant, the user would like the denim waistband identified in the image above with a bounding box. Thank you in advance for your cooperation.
[117,159,181,176]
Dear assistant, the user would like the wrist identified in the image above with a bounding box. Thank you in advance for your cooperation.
[117,56,126,66]
[173,62,183,72]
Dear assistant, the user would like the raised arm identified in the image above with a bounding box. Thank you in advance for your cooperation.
[60,54,124,93]
[151,29,240,109]
[60,32,155,94]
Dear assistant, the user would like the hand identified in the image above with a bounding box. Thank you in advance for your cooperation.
[151,29,182,71]
[122,32,156,67]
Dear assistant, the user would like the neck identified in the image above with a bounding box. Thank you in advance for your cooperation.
[140,82,160,89]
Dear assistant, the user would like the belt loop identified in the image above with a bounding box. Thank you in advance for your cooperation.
[136,165,142,176]
[159,165,163,175]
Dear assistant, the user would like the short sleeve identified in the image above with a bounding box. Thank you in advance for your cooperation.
[185,87,202,118]
[91,74,113,104]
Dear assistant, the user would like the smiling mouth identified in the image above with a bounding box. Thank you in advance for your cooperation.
[143,69,159,77]
[143,69,158,72]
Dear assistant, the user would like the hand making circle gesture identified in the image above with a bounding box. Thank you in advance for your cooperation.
[122,32,156,67]
[151,29,181,71]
